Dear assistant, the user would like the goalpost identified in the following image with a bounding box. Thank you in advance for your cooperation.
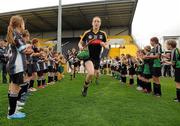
[57,0,62,53]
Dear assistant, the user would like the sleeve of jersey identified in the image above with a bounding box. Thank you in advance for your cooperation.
[14,36,26,53]
[156,45,162,55]
[103,32,108,43]
[170,49,176,63]
[80,32,88,43]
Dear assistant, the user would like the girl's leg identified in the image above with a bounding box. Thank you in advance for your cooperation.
[82,60,94,97]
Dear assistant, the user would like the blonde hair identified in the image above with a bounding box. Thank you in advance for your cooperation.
[144,45,151,52]
[6,15,24,45]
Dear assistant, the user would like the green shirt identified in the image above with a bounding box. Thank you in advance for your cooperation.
[137,61,143,72]
[171,48,180,68]
[151,44,162,68]
[143,59,152,75]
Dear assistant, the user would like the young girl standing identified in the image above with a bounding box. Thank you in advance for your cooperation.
[144,37,162,97]
[164,40,180,102]
[6,15,31,119]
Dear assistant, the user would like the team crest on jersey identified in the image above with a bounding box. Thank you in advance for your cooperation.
[94,35,98,39]
[88,35,93,39]
[99,35,103,39]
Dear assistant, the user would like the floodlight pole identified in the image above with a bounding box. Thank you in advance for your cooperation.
[57,0,62,52]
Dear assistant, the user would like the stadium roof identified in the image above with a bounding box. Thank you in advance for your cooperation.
[0,0,138,35]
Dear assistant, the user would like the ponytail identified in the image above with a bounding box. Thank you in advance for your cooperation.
[6,25,15,45]
[6,15,24,45]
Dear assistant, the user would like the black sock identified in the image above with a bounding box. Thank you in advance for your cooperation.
[48,76,51,83]
[20,84,26,94]
[153,83,161,96]
[70,74,73,80]
[122,77,126,83]
[42,79,46,86]
[142,81,145,89]
[112,72,114,77]
[24,82,29,93]
[124,77,127,83]
[139,79,142,87]
[147,82,152,93]
[153,83,157,94]
[137,78,140,86]
[17,88,24,101]
[144,82,147,90]
[29,80,34,88]
[121,77,124,82]
[37,80,41,87]
[176,88,180,101]
[157,84,162,96]
[120,76,123,82]
[130,79,134,85]
[83,81,89,91]
[8,93,18,115]
[19,83,28,99]
[50,77,54,82]
[54,76,58,82]
[73,72,76,78]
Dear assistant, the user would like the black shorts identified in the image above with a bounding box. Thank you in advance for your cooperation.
[175,68,180,83]
[48,66,54,72]
[26,64,33,76]
[111,66,114,71]
[121,70,127,75]
[91,59,100,70]
[137,71,143,76]
[152,67,161,77]
[32,62,38,72]
[143,74,152,79]
[84,58,100,70]
[37,71,43,77]
[43,69,48,73]
[10,72,24,85]
[129,67,136,75]
[108,64,111,68]
[54,68,58,72]
[73,62,78,67]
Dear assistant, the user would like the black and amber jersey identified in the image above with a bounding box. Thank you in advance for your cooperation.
[81,29,108,60]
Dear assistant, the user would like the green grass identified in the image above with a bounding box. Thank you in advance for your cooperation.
[0,74,180,126]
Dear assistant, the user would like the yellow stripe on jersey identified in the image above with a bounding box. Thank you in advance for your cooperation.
[80,29,91,42]
[100,30,108,42]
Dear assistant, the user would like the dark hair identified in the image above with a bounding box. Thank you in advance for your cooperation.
[92,16,101,22]
[166,39,177,48]
[32,38,39,45]
[150,37,159,44]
